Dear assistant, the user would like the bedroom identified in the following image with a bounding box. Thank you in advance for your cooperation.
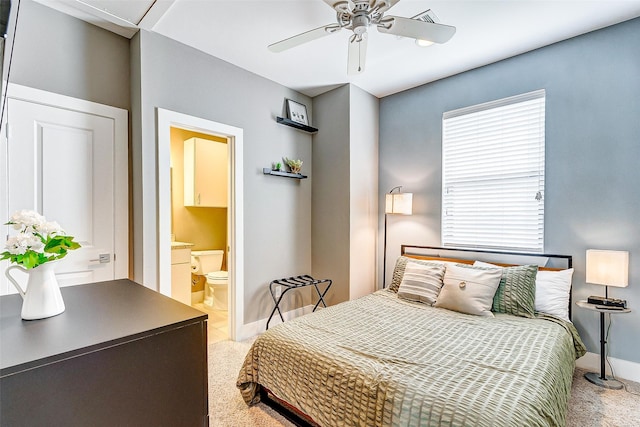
[1,0,639,425]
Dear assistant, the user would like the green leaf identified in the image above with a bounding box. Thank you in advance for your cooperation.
[24,252,39,269]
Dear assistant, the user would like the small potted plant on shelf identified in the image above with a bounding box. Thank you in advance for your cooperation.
[272,161,282,171]
[284,157,303,174]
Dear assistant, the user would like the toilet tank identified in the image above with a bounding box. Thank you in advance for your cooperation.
[191,250,224,275]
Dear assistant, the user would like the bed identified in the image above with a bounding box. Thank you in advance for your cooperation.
[237,246,586,427]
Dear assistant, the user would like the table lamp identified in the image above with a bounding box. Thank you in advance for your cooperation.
[586,249,628,308]
[583,249,630,390]
[383,186,412,288]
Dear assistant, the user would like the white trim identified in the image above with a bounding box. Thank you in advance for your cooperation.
[576,352,640,384]
[1,84,129,289]
[138,0,176,31]
[443,89,545,120]
[237,305,315,342]
[33,0,140,38]
[33,0,175,38]
[156,108,244,341]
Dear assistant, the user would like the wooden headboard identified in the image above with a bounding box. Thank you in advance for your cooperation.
[400,245,574,318]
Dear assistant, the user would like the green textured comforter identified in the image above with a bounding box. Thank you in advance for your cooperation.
[237,290,586,427]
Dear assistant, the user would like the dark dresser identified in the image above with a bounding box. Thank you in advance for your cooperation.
[0,279,208,426]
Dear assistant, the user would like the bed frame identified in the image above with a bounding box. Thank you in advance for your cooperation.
[259,245,574,427]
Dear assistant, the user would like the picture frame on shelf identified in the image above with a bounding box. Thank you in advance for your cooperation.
[286,99,309,126]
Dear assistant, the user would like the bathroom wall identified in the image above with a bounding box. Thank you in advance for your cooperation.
[170,127,227,257]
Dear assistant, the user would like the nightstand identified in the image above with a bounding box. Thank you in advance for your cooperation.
[576,300,631,389]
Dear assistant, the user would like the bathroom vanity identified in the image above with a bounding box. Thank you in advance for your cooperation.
[171,240,195,305]
[0,279,209,426]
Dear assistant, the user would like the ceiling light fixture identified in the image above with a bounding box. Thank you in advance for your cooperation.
[414,9,439,48]
[415,39,434,47]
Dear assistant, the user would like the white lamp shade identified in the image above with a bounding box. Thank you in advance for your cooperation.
[385,193,413,215]
[586,249,629,287]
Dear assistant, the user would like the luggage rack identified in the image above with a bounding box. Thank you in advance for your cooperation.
[266,275,332,330]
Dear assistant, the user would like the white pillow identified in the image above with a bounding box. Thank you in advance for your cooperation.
[397,261,446,305]
[474,261,573,321]
[535,269,574,321]
[434,264,503,317]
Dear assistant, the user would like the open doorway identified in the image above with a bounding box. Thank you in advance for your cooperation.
[157,109,244,342]
[170,128,229,342]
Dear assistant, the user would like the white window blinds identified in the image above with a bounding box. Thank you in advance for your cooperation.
[442,90,545,252]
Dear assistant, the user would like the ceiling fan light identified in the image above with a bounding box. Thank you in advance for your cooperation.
[415,39,434,47]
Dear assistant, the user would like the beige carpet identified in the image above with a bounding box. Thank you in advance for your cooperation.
[208,339,640,427]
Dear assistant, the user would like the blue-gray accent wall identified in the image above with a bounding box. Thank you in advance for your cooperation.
[379,17,640,363]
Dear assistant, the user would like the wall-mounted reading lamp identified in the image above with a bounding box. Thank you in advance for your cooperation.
[383,186,413,288]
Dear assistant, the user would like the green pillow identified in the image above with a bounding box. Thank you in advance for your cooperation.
[475,262,538,318]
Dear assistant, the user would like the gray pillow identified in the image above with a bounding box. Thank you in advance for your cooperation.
[434,264,503,317]
[397,261,446,305]
[389,256,453,293]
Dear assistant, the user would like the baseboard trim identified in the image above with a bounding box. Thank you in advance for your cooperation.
[576,352,640,383]
[236,305,314,342]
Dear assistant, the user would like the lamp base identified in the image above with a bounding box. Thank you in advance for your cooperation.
[584,372,623,390]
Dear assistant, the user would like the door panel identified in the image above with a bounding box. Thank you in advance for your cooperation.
[6,98,115,288]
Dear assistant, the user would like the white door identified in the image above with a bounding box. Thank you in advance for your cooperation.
[1,87,128,294]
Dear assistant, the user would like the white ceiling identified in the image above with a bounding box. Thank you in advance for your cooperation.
[40,0,640,98]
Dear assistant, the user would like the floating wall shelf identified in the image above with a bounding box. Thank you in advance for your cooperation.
[276,117,318,134]
[263,168,308,179]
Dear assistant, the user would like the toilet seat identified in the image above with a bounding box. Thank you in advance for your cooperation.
[206,271,228,281]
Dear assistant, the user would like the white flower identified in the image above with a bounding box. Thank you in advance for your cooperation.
[5,233,45,255]
[9,210,46,230]
[36,221,64,236]
[3,210,79,269]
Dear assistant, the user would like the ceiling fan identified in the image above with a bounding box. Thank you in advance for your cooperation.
[268,0,456,75]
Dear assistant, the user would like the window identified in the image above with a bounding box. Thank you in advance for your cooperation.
[442,90,545,252]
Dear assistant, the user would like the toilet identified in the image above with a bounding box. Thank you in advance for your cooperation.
[206,270,229,311]
[190,250,228,311]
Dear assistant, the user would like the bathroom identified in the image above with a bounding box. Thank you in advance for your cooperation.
[169,126,229,343]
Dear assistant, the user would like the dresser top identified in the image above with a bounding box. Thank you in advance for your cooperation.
[1,279,207,377]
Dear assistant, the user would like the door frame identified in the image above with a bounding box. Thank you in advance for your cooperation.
[0,83,128,294]
[156,108,244,341]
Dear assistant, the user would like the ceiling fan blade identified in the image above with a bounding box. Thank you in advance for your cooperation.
[268,24,341,53]
[347,35,368,75]
[377,16,456,44]
[374,0,401,14]
[322,0,349,11]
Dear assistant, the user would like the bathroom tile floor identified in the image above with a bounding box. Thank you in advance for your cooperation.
[193,302,228,344]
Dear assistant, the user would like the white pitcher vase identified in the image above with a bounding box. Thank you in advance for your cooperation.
[5,261,65,320]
